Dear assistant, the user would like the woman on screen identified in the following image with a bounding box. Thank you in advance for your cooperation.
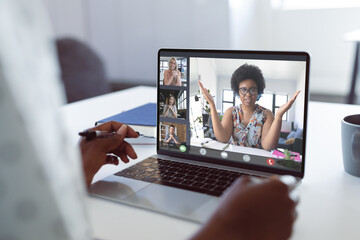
[164,57,182,86]
[199,63,300,151]
[162,94,178,118]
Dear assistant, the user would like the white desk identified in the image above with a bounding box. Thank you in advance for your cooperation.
[60,86,360,240]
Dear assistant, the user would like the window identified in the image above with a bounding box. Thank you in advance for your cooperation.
[178,91,187,109]
[258,94,273,111]
[222,89,234,114]
[258,93,288,121]
[180,58,188,80]
[159,60,168,85]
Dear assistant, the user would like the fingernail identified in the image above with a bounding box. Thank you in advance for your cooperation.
[117,124,127,134]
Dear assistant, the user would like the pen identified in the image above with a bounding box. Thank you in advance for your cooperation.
[201,140,210,146]
[222,143,230,150]
[79,130,143,141]
[79,130,116,141]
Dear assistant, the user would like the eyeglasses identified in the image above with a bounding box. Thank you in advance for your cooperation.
[239,87,258,96]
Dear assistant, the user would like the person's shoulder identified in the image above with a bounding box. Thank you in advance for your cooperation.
[231,105,240,113]
[231,105,240,111]
[259,106,274,119]
[257,105,270,112]
[224,106,235,116]
[265,109,274,117]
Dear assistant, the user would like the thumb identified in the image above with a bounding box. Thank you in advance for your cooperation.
[116,124,128,136]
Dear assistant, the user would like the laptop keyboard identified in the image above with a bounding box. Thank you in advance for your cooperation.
[114,157,259,197]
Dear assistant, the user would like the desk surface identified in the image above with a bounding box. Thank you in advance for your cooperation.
[60,86,360,240]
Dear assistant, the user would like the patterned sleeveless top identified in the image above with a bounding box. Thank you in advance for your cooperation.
[232,104,267,148]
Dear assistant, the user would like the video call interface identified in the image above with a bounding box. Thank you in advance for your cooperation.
[158,51,308,173]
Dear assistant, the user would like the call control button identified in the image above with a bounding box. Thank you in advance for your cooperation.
[199,148,207,155]
[221,151,228,158]
[267,158,275,166]
[243,155,251,162]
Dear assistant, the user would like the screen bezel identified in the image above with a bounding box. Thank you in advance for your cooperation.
[157,48,310,179]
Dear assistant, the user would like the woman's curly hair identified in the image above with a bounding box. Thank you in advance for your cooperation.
[230,63,266,99]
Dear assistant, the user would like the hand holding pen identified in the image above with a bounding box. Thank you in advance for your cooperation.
[79,130,143,141]
[79,130,116,141]
[79,121,139,187]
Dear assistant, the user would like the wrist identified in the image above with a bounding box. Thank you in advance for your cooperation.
[274,115,283,121]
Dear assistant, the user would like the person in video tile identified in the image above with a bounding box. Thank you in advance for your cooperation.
[162,94,178,118]
[199,63,300,151]
[164,57,182,86]
[165,125,180,146]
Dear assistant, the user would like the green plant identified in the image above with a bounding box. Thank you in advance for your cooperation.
[195,116,203,123]
[283,149,294,160]
[277,159,301,171]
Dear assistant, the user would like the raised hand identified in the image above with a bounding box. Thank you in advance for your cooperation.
[276,90,300,119]
[198,80,215,106]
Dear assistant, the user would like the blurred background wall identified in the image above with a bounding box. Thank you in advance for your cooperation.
[43,0,360,103]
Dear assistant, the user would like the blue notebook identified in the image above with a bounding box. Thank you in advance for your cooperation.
[96,103,156,137]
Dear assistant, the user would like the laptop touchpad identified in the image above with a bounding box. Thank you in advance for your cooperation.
[123,183,216,222]
[90,175,151,200]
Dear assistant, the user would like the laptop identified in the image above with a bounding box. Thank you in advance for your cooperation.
[90,49,310,223]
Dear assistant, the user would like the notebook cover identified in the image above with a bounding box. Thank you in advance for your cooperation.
[96,103,156,126]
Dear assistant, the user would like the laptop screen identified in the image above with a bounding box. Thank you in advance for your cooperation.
[157,49,309,178]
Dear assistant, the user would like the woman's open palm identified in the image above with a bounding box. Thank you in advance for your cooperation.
[276,90,300,118]
[198,80,215,106]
